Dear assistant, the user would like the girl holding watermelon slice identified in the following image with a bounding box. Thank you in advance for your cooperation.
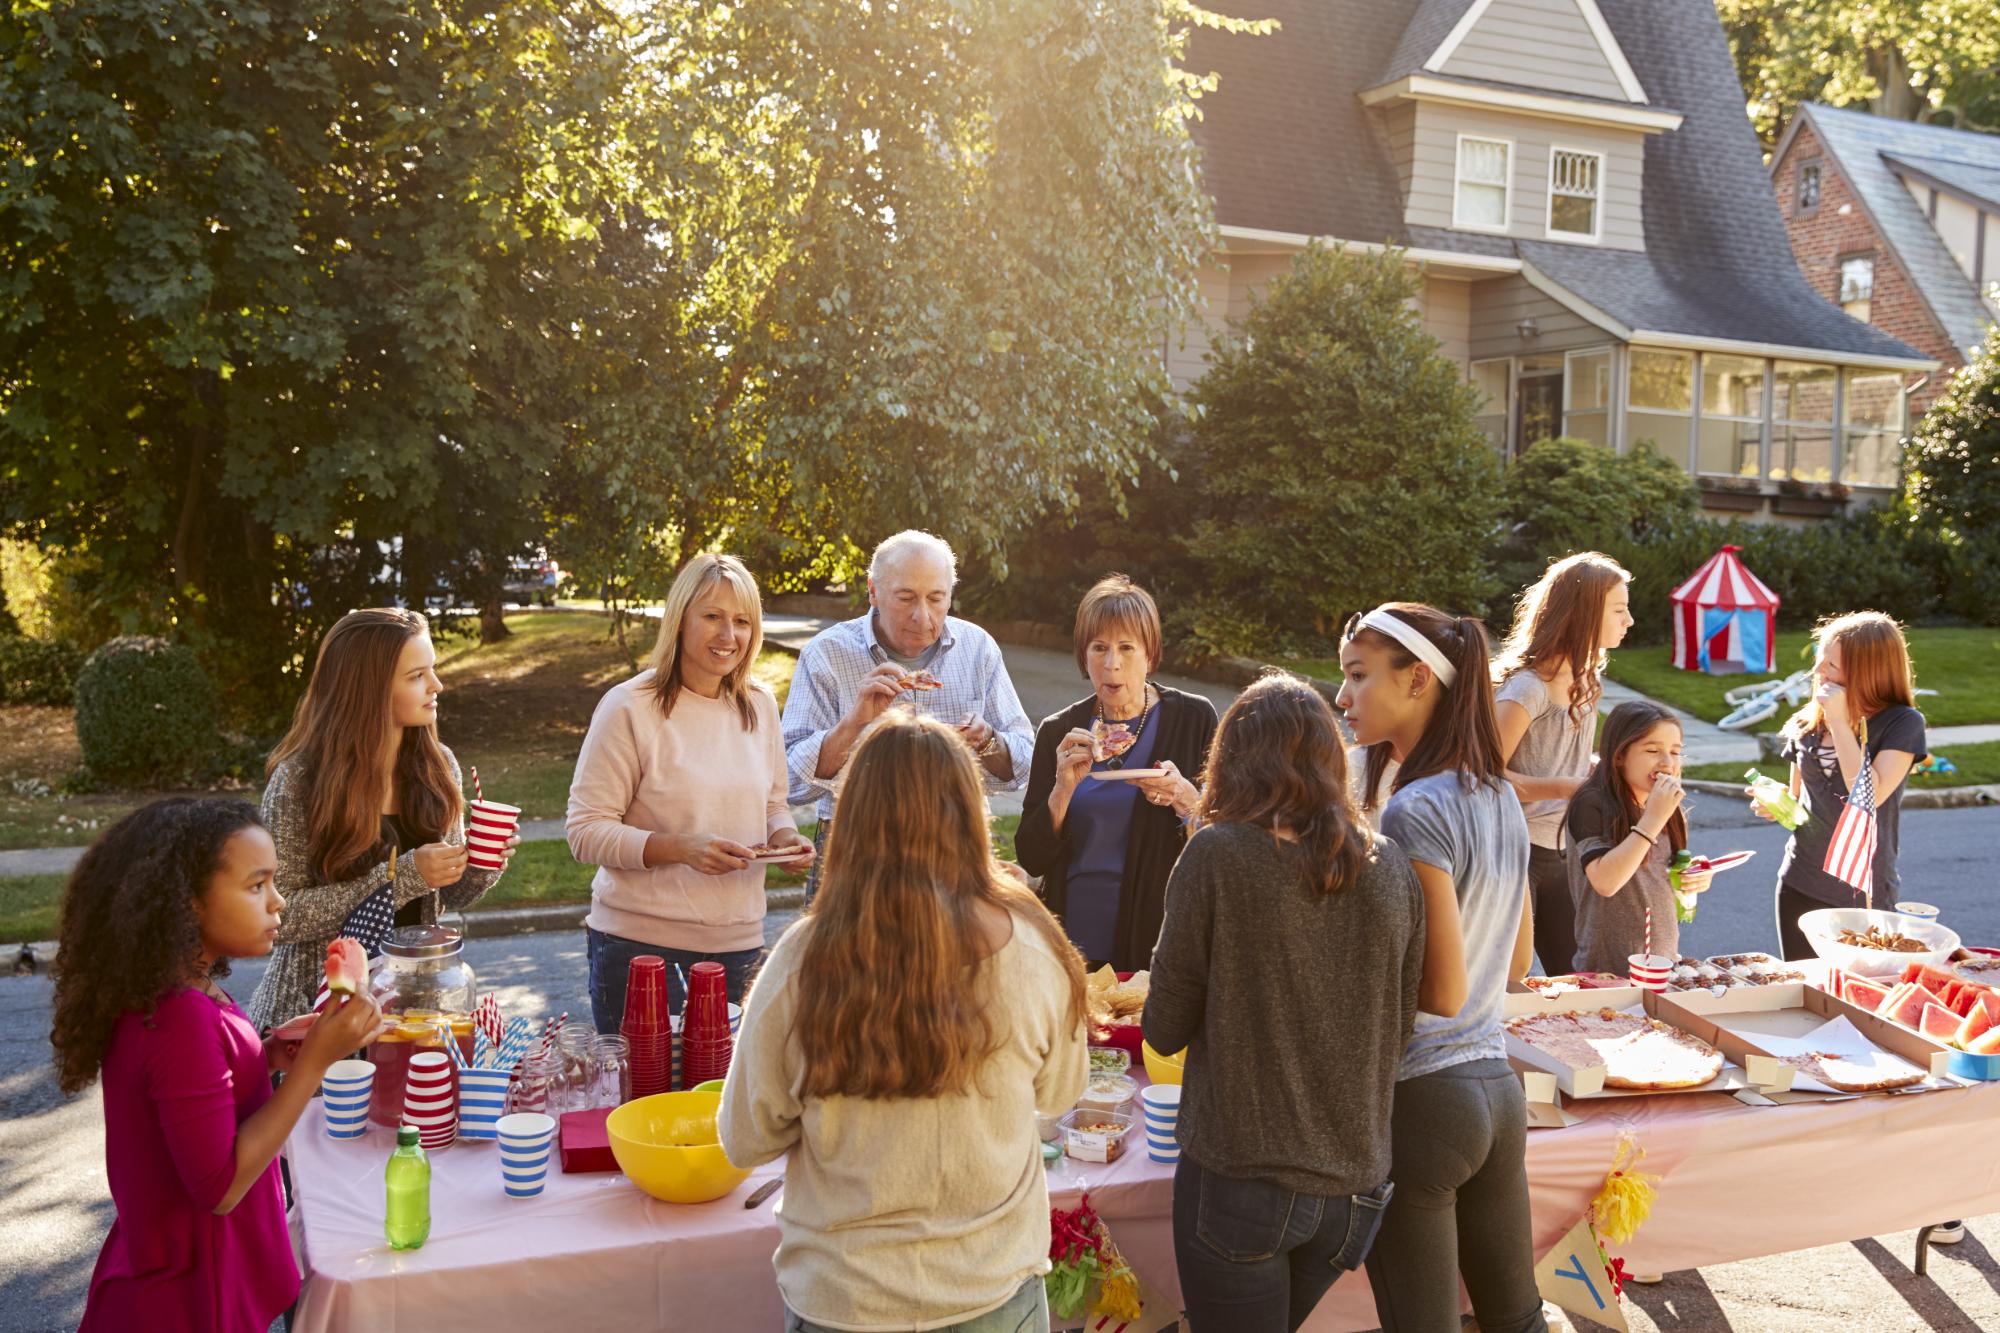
[52,799,384,1332]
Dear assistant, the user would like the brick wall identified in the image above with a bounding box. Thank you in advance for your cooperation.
[1771,119,1959,418]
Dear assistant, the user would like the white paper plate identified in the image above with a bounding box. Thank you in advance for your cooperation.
[1087,767,1169,781]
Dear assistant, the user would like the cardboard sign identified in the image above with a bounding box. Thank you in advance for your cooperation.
[1534,1216,1629,1332]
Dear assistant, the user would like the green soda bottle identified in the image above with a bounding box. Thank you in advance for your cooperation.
[1669,850,1698,924]
[1744,768,1807,831]
[385,1126,431,1250]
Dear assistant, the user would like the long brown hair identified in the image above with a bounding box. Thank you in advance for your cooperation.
[1197,673,1372,895]
[1343,602,1507,811]
[792,713,1086,1100]
[1567,701,1687,855]
[50,799,264,1095]
[1783,610,1917,741]
[647,553,765,729]
[267,608,460,881]
[1492,552,1630,722]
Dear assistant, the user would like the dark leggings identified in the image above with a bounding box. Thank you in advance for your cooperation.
[1527,845,1575,976]
[1775,882,1828,961]
[1365,1059,1548,1333]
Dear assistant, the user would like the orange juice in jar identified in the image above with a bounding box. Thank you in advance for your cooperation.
[368,1013,467,1127]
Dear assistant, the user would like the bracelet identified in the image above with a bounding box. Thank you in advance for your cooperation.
[1631,826,1658,846]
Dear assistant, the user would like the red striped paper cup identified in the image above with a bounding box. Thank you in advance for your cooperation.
[466,800,521,870]
[1627,952,1672,991]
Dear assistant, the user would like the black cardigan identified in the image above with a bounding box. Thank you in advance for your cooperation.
[1015,686,1219,970]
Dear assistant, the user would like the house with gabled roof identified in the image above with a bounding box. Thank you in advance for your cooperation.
[1176,0,1937,518]
[1770,105,2000,419]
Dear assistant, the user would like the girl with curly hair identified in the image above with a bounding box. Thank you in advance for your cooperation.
[245,607,515,1032]
[52,798,384,1332]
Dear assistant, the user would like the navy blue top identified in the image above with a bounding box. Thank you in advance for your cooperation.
[1062,711,1162,961]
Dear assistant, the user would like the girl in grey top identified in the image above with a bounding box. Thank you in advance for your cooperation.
[1338,603,1545,1333]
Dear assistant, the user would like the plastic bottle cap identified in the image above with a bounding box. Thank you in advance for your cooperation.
[397,1126,421,1147]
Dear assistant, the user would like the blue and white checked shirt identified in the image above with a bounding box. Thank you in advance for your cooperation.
[781,614,1035,821]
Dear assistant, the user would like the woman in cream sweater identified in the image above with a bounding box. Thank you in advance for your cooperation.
[566,554,811,1030]
[720,712,1089,1332]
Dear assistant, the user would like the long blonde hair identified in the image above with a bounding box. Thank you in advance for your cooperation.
[648,553,765,729]
[1784,611,1916,740]
[1492,551,1631,723]
[793,713,1086,1099]
[268,609,461,881]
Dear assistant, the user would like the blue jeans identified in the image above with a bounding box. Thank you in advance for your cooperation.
[783,1274,1045,1333]
[585,927,764,1034]
[1174,1155,1393,1333]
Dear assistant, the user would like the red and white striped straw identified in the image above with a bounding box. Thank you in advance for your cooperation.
[1644,904,1653,960]
[470,765,482,804]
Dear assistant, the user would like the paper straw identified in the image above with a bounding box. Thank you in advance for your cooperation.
[673,964,688,1013]
[474,1028,492,1070]
[1644,904,1653,959]
[470,765,482,804]
[476,994,503,1048]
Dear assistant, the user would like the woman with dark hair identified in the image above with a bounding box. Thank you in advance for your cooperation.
[1142,673,1429,1331]
[52,799,384,1332]
[1017,574,1217,968]
[246,608,513,1032]
[719,712,1087,1332]
[1338,604,1544,1333]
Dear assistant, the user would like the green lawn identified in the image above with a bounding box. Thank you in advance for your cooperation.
[1685,738,2000,789]
[3,814,1026,945]
[1606,627,2000,728]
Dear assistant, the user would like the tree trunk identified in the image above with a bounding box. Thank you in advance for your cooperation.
[479,592,510,644]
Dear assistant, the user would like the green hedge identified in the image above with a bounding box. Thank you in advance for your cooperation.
[73,636,221,785]
[0,634,85,705]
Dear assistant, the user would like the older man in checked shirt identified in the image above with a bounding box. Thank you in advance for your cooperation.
[781,529,1034,898]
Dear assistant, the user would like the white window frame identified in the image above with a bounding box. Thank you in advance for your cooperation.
[1452,133,1514,234]
[1471,356,1514,453]
[1562,345,1613,443]
[1545,146,1604,243]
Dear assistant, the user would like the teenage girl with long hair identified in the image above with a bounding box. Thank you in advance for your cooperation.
[1143,674,1430,1331]
[719,713,1088,1332]
[1754,611,1926,960]
[245,608,513,1032]
[1338,604,1545,1333]
[1491,552,1633,977]
[53,799,383,1332]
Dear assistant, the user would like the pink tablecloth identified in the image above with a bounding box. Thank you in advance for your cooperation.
[287,1079,2000,1332]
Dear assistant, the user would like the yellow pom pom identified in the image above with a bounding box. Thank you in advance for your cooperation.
[1093,1267,1142,1322]
[1590,1131,1660,1247]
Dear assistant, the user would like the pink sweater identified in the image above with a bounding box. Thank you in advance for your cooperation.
[568,672,794,952]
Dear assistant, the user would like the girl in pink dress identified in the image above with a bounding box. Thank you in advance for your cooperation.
[51,798,384,1332]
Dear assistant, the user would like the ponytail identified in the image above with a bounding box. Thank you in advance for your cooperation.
[1346,605,1507,800]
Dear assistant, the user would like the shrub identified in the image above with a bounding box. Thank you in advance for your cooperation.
[72,637,221,785]
[1906,325,2000,623]
[1179,243,1501,654]
[0,633,86,705]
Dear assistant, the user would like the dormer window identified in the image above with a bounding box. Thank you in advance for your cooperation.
[1548,148,1604,241]
[1454,135,1512,231]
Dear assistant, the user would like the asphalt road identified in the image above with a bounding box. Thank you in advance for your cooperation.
[9,807,2000,1331]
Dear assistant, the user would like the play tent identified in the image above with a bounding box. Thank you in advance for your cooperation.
[1670,545,1779,674]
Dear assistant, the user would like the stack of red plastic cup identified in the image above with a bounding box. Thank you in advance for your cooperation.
[679,961,733,1088]
[622,955,672,1098]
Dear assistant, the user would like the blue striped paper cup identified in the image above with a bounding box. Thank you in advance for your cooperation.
[496,1113,555,1197]
[1147,1139,1181,1163]
[457,1068,513,1140]
[729,1004,741,1035]
[499,1146,552,1197]
[324,1103,372,1140]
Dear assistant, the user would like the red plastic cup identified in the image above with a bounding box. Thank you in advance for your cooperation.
[623,956,670,1032]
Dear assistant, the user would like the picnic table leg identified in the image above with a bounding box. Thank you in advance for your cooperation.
[1915,1224,1938,1277]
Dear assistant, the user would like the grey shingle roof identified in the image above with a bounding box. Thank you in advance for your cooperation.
[1379,0,1477,84]
[1188,0,1927,364]
[1882,154,2000,212]
[1800,105,1995,356]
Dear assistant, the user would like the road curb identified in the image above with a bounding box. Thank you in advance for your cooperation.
[1682,777,2000,808]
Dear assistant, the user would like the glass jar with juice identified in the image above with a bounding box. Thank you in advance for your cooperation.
[366,925,478,1127]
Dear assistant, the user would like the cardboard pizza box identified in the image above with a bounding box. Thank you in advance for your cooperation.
[1518,1070,1581,1130]
[1651,982,1961,1102]
[1503,985,1764,1100]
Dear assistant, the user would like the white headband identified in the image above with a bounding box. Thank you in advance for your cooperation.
[1359,609,1458,688]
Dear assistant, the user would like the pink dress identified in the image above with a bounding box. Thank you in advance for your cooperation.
[81,987,299,1332]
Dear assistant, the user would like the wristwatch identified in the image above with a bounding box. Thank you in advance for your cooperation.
[976,732,1005,761]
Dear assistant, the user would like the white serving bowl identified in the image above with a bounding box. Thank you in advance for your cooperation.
[1799,907,1960,979]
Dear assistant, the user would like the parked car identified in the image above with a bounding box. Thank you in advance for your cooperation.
[502,556,562,607]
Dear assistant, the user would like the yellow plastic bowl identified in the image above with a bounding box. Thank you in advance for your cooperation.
[605,1091,750,1204]
[1142,1040,1187,1086]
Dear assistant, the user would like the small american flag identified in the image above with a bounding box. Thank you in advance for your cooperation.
[1822,723,1877,906]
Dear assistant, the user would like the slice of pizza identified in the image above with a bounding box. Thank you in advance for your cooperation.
[1091,718,1137,762]
[1782,1050,1925,1093]
[899,670,944,692]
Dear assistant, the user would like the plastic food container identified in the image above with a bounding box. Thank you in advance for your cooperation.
[1800,907,1960,979]
[1060,1107,1138,1164]
[1076,1074,1138,1116]
[1087,1045,1131,1077]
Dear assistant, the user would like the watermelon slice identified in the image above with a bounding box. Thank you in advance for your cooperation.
[1980,992,2000,1026]
[1970,1024,2000,1057]
[1902,962,1927,985]
[1921,1002,1962,1041]
[324,937,367,997]
[1937,980,1965,1013]
[1888,983,1940,1030]
[1957,1005,1994,1050]
[1845,976,1893,1013]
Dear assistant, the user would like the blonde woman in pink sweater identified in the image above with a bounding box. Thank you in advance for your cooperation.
[567,554,812,1030]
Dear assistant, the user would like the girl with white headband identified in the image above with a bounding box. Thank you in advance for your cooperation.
[1491,552,1634,977]
[1336,603,1544,1333]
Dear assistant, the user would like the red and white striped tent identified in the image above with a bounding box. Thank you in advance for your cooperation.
[1670,545,1779,674]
